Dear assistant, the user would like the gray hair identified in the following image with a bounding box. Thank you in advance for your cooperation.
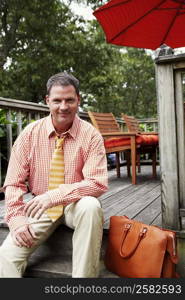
[46,72,80,95]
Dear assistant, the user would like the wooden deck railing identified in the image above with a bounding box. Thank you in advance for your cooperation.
[0,97,158,186]
[117,117,158,132]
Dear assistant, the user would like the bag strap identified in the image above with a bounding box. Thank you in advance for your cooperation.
[119,223,147,258]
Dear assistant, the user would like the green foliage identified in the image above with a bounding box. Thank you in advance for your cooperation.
[116,48,157,118]
[139,123,154,132]
[0,109,9,125]
[0,0,157,119]
[0,108,36,182]
[0,0,79,101]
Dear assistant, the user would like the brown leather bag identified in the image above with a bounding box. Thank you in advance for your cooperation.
[105,216,178,278]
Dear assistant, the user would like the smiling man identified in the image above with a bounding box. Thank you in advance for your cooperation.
[0,72,108,278]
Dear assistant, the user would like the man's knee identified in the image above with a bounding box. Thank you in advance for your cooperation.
[79,196,101,211]
[77,196,103,221]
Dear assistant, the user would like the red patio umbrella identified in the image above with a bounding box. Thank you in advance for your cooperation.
[93,0,185,50]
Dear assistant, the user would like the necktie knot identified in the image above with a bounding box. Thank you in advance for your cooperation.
[56,137,65,150]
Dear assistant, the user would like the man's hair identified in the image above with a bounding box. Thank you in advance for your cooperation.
[46,72,80,95]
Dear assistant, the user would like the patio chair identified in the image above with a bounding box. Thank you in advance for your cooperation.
[121,114,159,177]
[88,111,141,184]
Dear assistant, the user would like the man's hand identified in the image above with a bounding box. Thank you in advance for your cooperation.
[23,194,51,219]
[12,224,37,248]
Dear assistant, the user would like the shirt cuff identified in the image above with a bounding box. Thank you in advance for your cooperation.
[46,184,78,206]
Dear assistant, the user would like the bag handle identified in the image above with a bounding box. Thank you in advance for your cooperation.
[119,223,147,258]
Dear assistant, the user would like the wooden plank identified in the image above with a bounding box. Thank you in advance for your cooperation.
[175,70,185,208]
[156,63,180,230]
[101,169,159,200]
[0,97,49,113]
[89,112,115,118]
[88,111,120,133]
[150,213,162,226]
[28,112,32,123]
[103,183,161,228]
[133,196,161,225]
[155,53,185,65]
[35,113,41,120]
[99,180,131,201]
[112,185,160,217]
[93,119,118,125]
[0,200,6,227]
[101,180,153,210]
[0,146,1,187]
[173,61,185,70]
[180,208,185,217]
[0,228,9,246]
[6,110,13,160]
[122,114,140,133]
[97,126,119,132]
[16,110,22,135]
[131,135,136,184]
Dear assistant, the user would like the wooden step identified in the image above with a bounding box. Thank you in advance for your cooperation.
[0,200,118,278]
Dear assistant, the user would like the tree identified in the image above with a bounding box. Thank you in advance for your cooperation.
[116,48,156,118]
[78,29,156,118]
[0,0,157,118]
[60,1,157,118]
[0,0,86,101]
[69,20,126,114]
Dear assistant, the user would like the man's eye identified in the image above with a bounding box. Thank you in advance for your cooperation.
[67,99,75,103]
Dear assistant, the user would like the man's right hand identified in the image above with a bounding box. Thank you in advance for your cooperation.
[11,224,37,248]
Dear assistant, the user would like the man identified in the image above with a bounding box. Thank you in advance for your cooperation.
[0,72,108,277]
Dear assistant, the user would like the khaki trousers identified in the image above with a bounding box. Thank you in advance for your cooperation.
[0,196,103,278]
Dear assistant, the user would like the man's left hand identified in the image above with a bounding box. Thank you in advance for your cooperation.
[23,194,51,219]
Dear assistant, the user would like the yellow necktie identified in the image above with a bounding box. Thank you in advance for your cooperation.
[46,136,65,222]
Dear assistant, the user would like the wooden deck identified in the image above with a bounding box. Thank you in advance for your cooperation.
[0,164,161,228]
[101,164,161,229]
[0,164,161,277]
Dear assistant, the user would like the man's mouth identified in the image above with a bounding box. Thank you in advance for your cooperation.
[58,112,69,116]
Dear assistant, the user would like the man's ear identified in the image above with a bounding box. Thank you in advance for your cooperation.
[77,95,81,106]
[45,95,49,106]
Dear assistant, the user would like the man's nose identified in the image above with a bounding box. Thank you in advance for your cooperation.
[59,101,68,110]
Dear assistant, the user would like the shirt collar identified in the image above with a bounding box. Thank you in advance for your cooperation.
[46,114,80,139]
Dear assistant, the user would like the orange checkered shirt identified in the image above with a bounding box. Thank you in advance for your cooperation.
[3,114,108,230]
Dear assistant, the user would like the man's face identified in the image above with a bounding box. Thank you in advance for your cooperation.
[46,85,80,132]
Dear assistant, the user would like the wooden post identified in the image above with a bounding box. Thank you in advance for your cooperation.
[28,112,32,123]
[155,63,180,230]
[35,113,40,120]
[175,71,185,212]
[17,110,22,135]
[131,136,136,185]
[153,122,157,132]
[6,110,12,160]
[155,53,185,278]
[0,147,1,187]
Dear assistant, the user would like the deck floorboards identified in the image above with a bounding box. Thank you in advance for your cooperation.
[0,165,162,230]
[101,165,161,229]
